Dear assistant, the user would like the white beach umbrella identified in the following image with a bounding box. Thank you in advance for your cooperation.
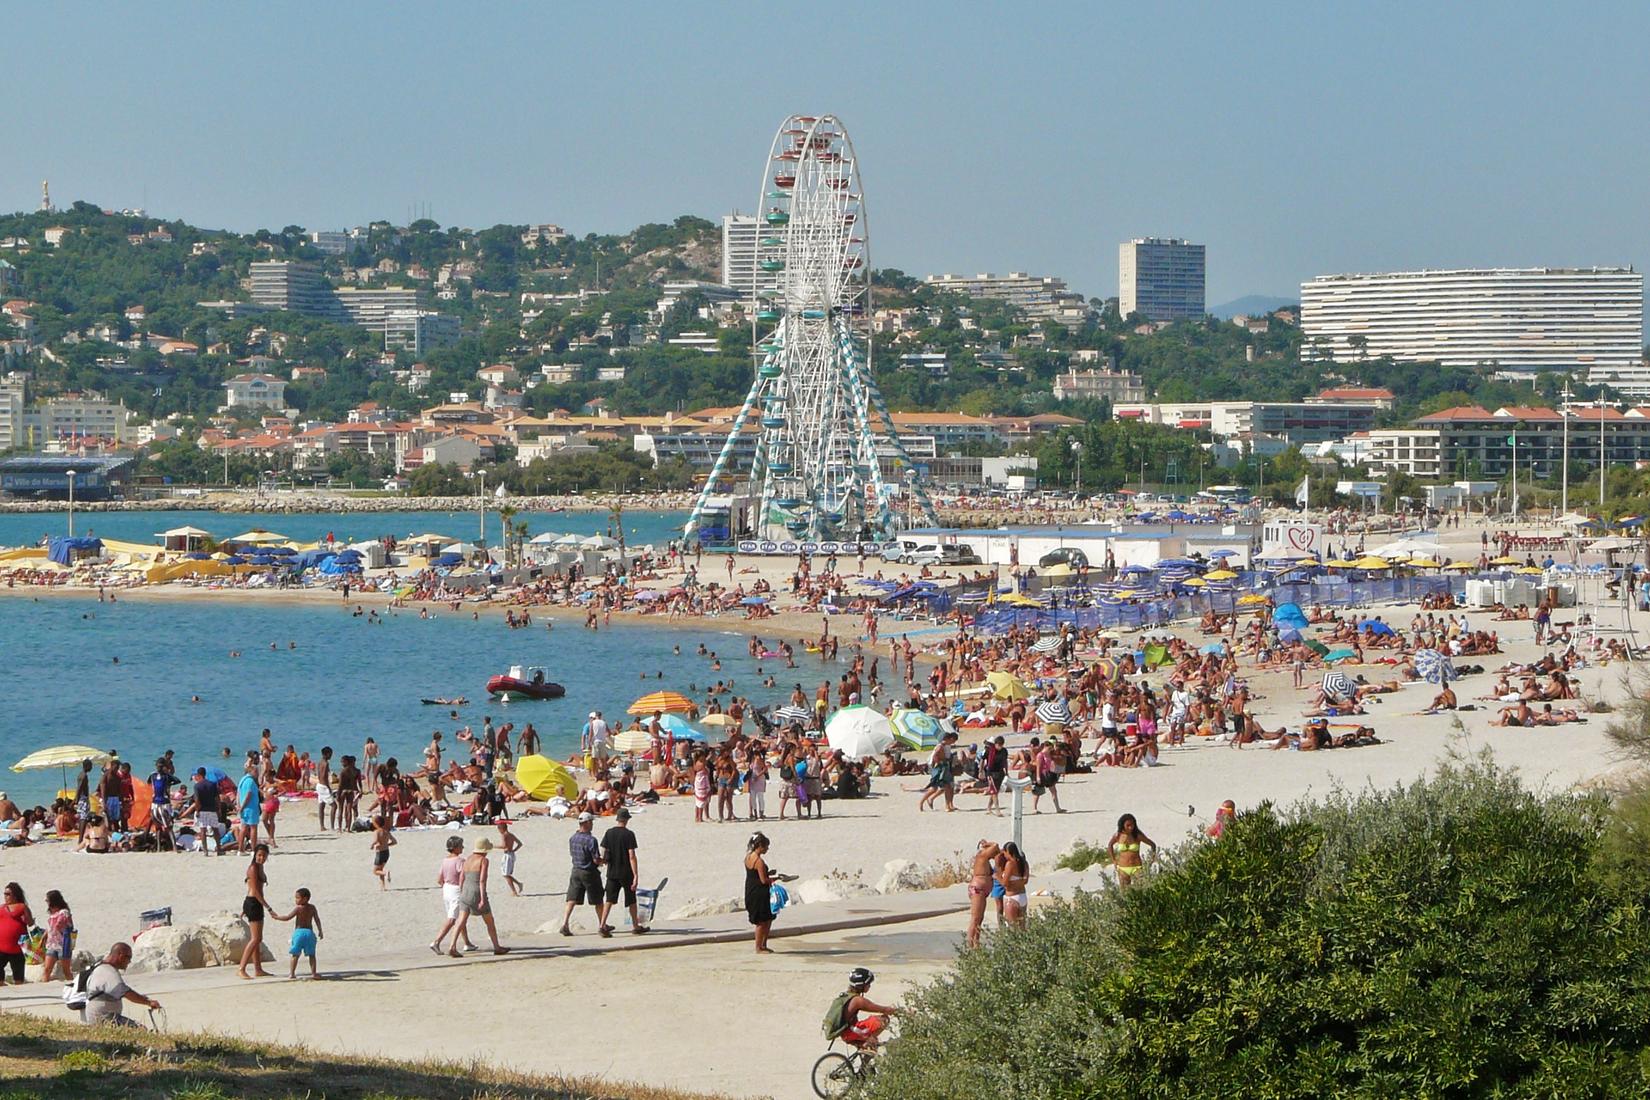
[824,705,896,759]
[442,542,480,555]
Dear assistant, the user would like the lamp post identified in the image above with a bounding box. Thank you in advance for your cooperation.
[64,468,77,537]
[1069,440,1083,496]
[477,469,486,547]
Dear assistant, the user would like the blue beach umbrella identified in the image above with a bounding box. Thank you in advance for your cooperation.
[888,708,942,750]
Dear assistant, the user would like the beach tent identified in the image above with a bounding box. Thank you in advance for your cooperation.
[430,553,464,568]
[228,530,290,545]
[157,526,212,552]
[1273,602,1309,631]
[46,536,102,565]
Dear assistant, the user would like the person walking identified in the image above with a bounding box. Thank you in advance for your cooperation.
[0,882,32,985]
[237,843,273,979]
[430,836,478,955]
[39,890,74,983]
[449,838,509,956]
[235,762,262,853]
[558,812,605,936]
[744,832,778,954]
[598,808,650,937]
[1033,739,1065,814]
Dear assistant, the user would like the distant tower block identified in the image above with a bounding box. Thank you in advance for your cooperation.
[684,114,937,544]
[39,180,51,212]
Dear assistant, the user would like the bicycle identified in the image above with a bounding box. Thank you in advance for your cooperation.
[810,1041,875,1099]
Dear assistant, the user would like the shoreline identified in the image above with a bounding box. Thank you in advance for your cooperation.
[0,491,694,516]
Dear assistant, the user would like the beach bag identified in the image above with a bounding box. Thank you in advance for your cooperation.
[22,926,45,965]
[822,990,854,1040]
[63,964,97,1012]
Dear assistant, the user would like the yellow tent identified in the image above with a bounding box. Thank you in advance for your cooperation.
[513,755,579,801]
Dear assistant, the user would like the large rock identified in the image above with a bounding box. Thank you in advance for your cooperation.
[663,896,742,920]
[875,859,925,894]
[793,877,878,905]
[128,912,273,973]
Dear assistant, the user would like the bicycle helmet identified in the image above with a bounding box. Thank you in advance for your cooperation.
[848,966,875,989]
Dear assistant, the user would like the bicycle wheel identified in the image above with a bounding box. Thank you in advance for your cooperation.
[811,1051,856,1099]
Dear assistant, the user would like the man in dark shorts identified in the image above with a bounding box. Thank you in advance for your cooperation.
[557,812,604,936]
[186,768,222,856]
[598,808,649,937]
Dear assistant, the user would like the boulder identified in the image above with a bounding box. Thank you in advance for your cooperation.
[663,896,742,920]
[128,912,273,973]
[793,877,878,905]
[875,859,925,894]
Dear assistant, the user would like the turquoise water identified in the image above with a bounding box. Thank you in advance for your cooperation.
[0,592,838,804]
[0,509,689,550]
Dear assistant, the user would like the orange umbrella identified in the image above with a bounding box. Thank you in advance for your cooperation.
[628,690,697,715]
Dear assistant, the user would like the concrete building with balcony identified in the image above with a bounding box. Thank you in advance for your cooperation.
[921,272,1084,322]
[1052,369,1147,403]
[249,261,334,314]
[1300,269,1643,387]
[1119,238,1206,322]
[223,374,289,411]
[383,310,460,355]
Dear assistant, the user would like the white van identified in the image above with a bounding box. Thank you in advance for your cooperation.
[882,539,942,566]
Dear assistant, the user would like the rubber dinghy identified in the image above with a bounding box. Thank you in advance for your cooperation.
[486,665,565,700]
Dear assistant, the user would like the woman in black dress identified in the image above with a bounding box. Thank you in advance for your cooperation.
[744,832,776,954]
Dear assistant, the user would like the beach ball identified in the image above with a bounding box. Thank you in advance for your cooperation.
[769,884,789,916]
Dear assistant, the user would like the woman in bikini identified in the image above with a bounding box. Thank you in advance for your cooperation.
[965,840,1001,949]
[997,841,1030,929]
[238,843,273,979]
[1108,813,1156,890]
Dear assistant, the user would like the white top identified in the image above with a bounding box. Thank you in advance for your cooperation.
[1100,702,1117,730]
[84,962,130,1023]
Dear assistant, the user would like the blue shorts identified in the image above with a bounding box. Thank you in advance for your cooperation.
[989,882,1005,900]
[104,796,122,821]
[289,928,317,958]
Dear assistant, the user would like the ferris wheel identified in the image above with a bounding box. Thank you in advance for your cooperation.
[686,114,937,544]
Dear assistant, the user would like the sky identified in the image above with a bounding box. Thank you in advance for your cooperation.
[5,2,1649,306]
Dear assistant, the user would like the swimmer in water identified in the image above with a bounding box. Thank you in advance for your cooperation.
[191,695,202,704]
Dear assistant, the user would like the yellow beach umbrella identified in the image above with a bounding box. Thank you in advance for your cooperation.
[1443,561,1476,570]
[1323,559,1356,568]
[514,754,579,801]
[1203,569,1238,581]
[1042,562,1076,577]
[983,671,1032,700]
[1489,555,1521,565]
[1406,557,1441,568]
[1352,557,1391,569]
[1515,566,1545,575]
[1237,593,1269,606]
[1295,557,1320,565]
[12,744,113,772]
[628,690,697,715]
[1180,577,1207,587]
[699,713,738,727]
[229,530,290,545]
[996,593,1043,607]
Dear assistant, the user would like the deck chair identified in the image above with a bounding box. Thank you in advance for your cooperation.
[635,877,669,926]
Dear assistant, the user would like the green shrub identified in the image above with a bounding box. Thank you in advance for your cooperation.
[1053,839,1112,872]
[865,763,1650,1098]
[59,1049,112,1074]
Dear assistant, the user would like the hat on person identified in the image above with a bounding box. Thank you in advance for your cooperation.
[474,837,494,851]
[589,712,598,719]
[577,811,594,823]
[616,807,631,821]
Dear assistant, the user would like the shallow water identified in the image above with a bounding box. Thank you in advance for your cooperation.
[1,591,843,804]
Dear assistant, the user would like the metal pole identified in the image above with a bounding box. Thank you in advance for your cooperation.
[1601,400,1607,513]
[1561,380,1570,518]
[478,471,486,546]
[1004,776,1033,850]
[1511,432,1518,518]
[65,469,77,537]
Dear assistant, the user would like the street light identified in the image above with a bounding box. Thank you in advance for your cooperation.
[1069,440,1083,496]
[64,468,77,537]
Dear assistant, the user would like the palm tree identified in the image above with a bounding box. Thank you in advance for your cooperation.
[497,503,519,566]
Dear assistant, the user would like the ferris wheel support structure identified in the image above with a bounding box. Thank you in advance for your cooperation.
[684,114,938,545]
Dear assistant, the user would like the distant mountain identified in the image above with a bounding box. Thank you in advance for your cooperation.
[1210,294,1296,319]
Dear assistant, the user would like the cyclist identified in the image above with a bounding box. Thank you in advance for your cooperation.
[824,967,900,1052]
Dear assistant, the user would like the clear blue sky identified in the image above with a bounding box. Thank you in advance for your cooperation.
[6,2,1648,305]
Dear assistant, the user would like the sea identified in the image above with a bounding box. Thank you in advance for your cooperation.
[0,508,837,804]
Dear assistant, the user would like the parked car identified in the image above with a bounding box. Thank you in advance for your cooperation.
[1038,547,1089,569]
[942,543,981,565]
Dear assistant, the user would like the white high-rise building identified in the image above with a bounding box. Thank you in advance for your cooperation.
[249,261,334,314]
[720,214,771,303]
[1119,238,1205,322]
[1300,268,1644,383]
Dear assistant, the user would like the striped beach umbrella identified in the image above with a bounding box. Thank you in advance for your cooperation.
[1030,635,1062,654]
[1320,670,1357,703]
[628,691,696,715]
[1035,697,1072,726]
[772,704,812,727]
[889,708,942,750]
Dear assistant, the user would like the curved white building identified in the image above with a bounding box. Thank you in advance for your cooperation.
[1300,267,1642,376]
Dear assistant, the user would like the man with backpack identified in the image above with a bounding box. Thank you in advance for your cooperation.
[70,942,160,1026]
[823,967,900,1052]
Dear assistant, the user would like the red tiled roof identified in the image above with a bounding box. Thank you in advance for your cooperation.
[1316,387,1394,399]
[1495,406,1563,421]
[1415,405,1496,423]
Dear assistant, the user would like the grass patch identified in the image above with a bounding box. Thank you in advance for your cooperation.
[0,1014,725,1100]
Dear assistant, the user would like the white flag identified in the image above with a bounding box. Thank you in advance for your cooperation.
[1294,477,1309,506]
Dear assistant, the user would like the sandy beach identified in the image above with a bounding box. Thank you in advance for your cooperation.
[1,517,1640,1099]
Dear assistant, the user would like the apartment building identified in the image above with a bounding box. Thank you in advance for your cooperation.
[1300,268,1643,384]
[1119,238,1206,322]
[921,272,1086,322]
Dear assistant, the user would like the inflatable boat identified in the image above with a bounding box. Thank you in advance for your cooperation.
[486,665,565,700]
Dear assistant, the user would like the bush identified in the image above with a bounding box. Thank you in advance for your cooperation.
[1053,839,1112,873]
[864,763,1650,1098]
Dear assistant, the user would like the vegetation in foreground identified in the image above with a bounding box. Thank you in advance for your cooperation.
[0,1013,723,1100]
[865,761,1650,1098]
